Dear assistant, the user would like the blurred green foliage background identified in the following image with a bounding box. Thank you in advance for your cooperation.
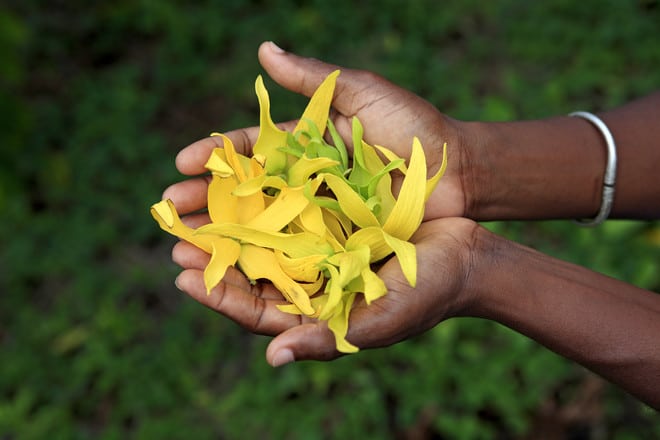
[1,1,659,438]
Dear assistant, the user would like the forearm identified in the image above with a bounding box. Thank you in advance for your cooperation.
[460,91,660,221]
[466,226,660,409]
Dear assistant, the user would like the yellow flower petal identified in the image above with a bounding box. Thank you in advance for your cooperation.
[318,264,343,321]
[425,142,448,202]
[321,208,351,245]
[382,231,417,287]
[361,267,387,304]
[328,292,359,353]
[253,76,288,174]
[196,223,333,258]
[345,226,393,262]
[323,173,380,229]
[207,174,238,224]
[232,175,287,197]
[150,199,214,253]
[275,250,326,283]
[325,245,370,288]
[238,244,314,315]
[246,186,311,231]
[204,238,241,294]
[287,155,339,187]
[211,133,248,183]
[204,147,235,177]
[382,137,427,241]
[293,70,340,143]
[249,154,266,179]
[298,203,326,238]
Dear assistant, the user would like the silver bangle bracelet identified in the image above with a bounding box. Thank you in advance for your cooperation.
[569,111,617,227]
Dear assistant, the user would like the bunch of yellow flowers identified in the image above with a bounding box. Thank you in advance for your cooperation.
[151,70,447,353]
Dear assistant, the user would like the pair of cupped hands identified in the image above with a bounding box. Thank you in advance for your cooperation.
[163,42,486,367]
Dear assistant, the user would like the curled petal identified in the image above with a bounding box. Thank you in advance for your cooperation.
[211,133,249,182]
[253,76,288,174]
[205,147,234,177]
[150,199,214,253]
[204,238,241,294]
[328,293,359,353]
[287,155,339,187]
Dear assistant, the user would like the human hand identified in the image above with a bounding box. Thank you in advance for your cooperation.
[172,217,479,365]
[166,41,471,221]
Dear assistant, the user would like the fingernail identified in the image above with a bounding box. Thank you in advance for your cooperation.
[271,348,294,367]
[174,275,183,292]
[268,41,285,54]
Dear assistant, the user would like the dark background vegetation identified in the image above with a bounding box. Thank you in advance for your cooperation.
[1,1,659,438]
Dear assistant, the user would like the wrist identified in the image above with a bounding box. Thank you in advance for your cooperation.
[455,117,605,221]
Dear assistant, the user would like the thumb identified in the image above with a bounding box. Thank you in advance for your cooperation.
[257,41,378,118]
[265,322,344,367]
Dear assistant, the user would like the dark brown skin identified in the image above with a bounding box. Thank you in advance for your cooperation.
[162,42,660,409]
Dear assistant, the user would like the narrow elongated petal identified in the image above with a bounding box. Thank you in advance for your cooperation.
[246,186,311,231]
[326,118,349,169]
[293,70,340,142]
[328,293,359,353]
[382,231,417,287]
[238,244,314,315]
[298,203,326,238]
[361,266,387,304]
[253,76,288,174]
[345,226,393,262]
[373,144,408,173]
[232,175,287,197]
[425,142,448,202]
[325,245,370,288]
[298,275,324,296]
[211,133,249,182]
[275,250,326,283]
[318,265,343,320]
[204,238,241,294]
[150,199,214,253]
[382,137,427,240]
[196,223,333,258]
[287,155,339,187]
[277,295,327,317]
[323,174,379,229]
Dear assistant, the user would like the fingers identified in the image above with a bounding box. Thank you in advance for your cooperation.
[175,267,301,336]
[162,177,210,214]
[266,323,341,366]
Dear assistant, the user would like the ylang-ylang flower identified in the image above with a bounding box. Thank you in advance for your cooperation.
[151,70,447,352]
